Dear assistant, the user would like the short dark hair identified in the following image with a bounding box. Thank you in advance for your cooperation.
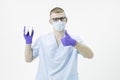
[50,7,65,15]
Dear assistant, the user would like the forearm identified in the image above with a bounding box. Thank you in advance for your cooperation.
[74,41,94,59]
[25,44,34,62]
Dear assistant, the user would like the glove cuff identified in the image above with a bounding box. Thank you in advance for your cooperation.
[72,39,77,46]
[26,40,32,44]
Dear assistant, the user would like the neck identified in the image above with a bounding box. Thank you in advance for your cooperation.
[53,29,65,39]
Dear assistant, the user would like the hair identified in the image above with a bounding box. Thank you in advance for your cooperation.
[50,7,65,15]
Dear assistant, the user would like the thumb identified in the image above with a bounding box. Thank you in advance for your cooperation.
[65,30,70,37]
[65,30,68,36]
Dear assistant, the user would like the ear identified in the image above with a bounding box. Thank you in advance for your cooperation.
[49,19,52,24]
[66,17,68,23]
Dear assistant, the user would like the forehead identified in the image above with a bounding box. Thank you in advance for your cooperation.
[50,12,66,18]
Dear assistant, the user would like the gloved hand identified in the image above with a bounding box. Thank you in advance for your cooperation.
[61,30,76,46]
[23,26,34,44]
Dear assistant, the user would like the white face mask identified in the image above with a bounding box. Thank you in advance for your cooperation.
[52,21,66,31]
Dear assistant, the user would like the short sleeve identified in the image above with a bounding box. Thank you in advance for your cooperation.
[32,37,41,59]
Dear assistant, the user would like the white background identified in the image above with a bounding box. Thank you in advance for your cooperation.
[0,0,120,80]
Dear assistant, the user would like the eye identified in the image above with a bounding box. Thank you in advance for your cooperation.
[52,17,66,22]
[60,17,66,21]
[52,18,59,21]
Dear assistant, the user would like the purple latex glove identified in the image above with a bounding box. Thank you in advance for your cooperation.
[23,26,34,44]
[61,30,76,46]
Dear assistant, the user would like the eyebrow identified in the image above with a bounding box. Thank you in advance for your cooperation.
[52,17,66,19]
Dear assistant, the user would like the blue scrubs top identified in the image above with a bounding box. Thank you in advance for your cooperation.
[32,32,84,80]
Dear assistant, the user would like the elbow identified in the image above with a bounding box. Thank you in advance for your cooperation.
[25,60,32,63]
[88,53,94,59]
[86,48,94,59]
[25,57,33,63]
[87,52,94,59]
[83,50,94,59]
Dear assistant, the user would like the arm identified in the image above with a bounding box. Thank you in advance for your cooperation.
[23,26,34,63]
[74,41,94,59]
[25,44,34,62]
[61,30,94,59]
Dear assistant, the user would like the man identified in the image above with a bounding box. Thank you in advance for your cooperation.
[23,7,94,80]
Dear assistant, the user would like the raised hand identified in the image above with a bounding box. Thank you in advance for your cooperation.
[23,26,34,44]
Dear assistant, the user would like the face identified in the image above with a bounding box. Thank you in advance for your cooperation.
[49,12,67,32]
[49,12,67,24]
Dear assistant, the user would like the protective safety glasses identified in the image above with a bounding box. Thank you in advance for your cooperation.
[51,17,67,22]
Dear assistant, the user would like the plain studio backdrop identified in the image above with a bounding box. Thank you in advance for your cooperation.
[0,0,120,80]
